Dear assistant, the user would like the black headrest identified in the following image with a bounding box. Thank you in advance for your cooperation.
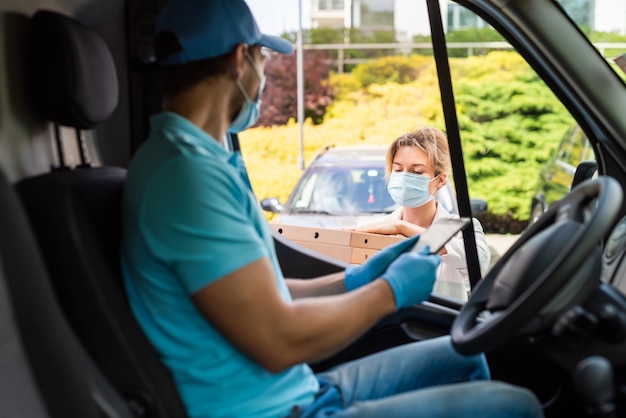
[28,10,118,129]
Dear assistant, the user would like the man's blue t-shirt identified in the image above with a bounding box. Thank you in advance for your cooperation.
[121,112,319,418]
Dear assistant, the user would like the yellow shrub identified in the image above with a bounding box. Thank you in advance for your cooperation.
[329,72,362,99]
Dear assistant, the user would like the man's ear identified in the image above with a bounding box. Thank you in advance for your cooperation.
[231,43,248,79]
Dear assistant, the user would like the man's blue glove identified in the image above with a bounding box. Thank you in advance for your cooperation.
[344,235,420,291]
[381,246,441,309]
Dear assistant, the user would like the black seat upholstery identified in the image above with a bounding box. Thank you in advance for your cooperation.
[0,169,132,418]
[17,10,187,418]
[0,270,48,418]
[0,263,47,418]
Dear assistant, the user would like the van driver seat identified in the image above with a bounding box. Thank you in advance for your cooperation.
[16,10,187,417]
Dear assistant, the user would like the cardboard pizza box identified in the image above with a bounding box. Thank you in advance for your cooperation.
[291,240,379,264]
[270,224,405,264]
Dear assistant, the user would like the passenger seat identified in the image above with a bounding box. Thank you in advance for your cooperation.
[0,168,132,417]
[17,10,187,418]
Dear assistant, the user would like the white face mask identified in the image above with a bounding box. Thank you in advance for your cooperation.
[229,52,266,133]
[387,171,439,208]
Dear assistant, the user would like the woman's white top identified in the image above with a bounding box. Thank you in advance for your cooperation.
[377,204,491,301]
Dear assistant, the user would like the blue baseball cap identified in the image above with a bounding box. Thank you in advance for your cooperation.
[156,0,294,65]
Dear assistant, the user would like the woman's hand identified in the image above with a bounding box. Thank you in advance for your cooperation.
[352,220,425,237]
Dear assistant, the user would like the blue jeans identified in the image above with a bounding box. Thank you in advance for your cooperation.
[293,336,543,418]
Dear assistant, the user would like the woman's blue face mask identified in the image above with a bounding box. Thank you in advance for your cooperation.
[387,171,438,208]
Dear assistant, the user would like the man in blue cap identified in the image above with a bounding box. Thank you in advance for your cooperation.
[121,1,544,417]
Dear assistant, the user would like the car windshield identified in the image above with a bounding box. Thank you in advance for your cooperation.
[289,165,397,214]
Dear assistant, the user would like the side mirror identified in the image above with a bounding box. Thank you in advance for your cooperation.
[470,199,488,216]
[260,197,284,213]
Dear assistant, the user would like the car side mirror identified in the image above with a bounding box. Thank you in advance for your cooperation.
[260,197,284,213]
[470,199,488,216]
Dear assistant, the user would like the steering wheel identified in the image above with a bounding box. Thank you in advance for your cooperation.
[452,176,623,355]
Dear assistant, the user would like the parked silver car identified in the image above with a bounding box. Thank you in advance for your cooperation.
[261,145,484,228]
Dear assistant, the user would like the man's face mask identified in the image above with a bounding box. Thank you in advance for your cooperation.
[229,52,266,133]
[387,171,439,208]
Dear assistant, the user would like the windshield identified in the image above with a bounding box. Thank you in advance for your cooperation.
[289,166,397,214]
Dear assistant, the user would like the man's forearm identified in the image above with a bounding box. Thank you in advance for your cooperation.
[286,272,346,298]
[256,279,397,371]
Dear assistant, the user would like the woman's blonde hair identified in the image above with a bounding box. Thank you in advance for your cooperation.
[385,127,451,178]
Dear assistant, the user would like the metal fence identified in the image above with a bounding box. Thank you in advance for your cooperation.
[302,41,626,72]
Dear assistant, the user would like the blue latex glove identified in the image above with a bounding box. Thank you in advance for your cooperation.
[381,246,441,309]
[344,235,420,291]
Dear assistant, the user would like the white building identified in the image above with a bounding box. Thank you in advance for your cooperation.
[310,0,626,40]
[310,0,435,40]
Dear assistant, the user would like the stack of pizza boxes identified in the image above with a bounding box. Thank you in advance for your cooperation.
[270,224,404,264]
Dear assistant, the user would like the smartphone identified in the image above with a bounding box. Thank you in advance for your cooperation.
[412,217,472,254]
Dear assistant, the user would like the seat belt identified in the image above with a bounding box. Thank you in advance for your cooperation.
[426,0,482,288]
[226,132,255,194]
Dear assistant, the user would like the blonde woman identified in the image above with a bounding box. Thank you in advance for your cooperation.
[355,128,491,300]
